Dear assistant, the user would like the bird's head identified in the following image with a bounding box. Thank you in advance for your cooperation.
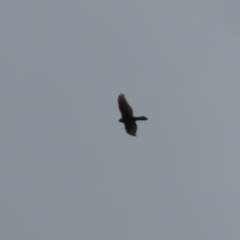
[118,118,124,123]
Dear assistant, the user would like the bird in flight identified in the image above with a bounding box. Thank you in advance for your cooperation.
[118,94,148,136]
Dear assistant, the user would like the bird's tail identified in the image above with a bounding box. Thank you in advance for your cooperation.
[134,116,148,121]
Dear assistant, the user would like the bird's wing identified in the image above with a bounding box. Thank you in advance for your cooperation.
[118,94,133,117]
[124,122,137,136]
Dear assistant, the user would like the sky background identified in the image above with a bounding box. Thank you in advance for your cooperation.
[1,1,240,239]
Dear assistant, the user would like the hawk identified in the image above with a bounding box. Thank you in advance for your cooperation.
[118,94,148,136]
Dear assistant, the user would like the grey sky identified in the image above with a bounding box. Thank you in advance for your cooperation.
[1,1,240,239]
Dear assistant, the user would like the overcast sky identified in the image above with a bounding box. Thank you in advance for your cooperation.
[1,1,240,239]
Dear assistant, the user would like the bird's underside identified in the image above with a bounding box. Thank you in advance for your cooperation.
[118,94,147,136]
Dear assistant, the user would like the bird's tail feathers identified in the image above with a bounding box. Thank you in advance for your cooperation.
[134,116,148,121]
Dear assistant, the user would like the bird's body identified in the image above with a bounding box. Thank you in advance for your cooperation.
[118,94,147,136]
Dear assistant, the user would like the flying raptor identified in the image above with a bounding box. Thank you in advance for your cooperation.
[118,94,148,136]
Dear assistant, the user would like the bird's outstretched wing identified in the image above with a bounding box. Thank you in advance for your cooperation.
[118,94,133,117]
[124,122,137,136]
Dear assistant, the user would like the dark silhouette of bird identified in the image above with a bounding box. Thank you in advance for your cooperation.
[118,94,148,136]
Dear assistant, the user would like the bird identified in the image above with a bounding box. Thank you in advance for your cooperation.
[118,94,148,136]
